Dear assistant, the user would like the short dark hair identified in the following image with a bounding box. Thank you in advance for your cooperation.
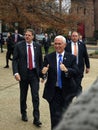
[25,28,35,35]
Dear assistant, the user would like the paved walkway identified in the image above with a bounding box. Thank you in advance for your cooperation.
[86,44,98,54]
[0,51,50,130]
[0,46,98,130]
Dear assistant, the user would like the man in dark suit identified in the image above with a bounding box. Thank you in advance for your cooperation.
[41,35,79,130]
[65,31,90,95]
[0,33,4,53]
[12,29,23,44]
[43,33,51,55]
[12,28,43,127]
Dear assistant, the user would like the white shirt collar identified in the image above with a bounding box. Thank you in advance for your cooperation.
[27,42,33,46]
[72,41,78,45]
[56,51,65,58]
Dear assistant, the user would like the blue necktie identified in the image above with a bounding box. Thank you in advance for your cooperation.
[58,54,62,88]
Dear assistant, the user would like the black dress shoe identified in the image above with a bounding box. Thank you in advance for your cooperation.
[33,120,42,127]
[9,58,13,61]
[4,65,9,68]
[22,115,28,122]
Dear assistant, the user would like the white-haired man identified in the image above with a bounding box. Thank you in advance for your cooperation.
[41,35,79,130]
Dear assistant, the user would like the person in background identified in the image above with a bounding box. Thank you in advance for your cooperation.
[66,34,71,44]
[65,31,90,96]
[0,33,4,53]
[79,34,85,43]
[12,29,23,44]
[41,35,79,130]
[43,33,51,55]
[12,28,43,127]
[4,32,14,68]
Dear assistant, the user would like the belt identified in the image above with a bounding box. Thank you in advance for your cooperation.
[27,68,36,71]
[55,86,62,90]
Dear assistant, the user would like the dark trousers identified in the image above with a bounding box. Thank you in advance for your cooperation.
[19,69,40,121]
[5,50,13,66]
[75,74,83,96]
[0,43,3,52]
[44,46,49,55]
[49,87,69,130]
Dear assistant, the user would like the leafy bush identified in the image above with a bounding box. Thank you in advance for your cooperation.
[95,50,98,55]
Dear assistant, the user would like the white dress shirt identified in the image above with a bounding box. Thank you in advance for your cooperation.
[71,42,78,64]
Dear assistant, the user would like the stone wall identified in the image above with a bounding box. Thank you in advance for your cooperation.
[55,77,98,130]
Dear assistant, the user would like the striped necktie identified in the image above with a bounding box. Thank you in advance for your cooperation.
[74,43,77,56]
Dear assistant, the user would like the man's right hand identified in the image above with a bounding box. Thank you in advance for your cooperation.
[42,64,49,74]
[15,74,21,81]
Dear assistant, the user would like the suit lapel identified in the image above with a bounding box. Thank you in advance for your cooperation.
[69,42,72,53]
[51,52,57,73]
[22,42,27,57]
[78,42,81,56]
[63,52,67,64]
[18,42,27,63]
[54,52,57,71]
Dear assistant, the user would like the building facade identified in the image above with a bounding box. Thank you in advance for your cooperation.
[71,0,98,38]
[94,0,98,30]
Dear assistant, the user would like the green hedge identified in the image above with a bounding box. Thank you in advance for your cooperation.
[41,45,55,54]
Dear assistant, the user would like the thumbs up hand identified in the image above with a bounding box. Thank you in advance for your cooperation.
[42,64,49,74]
[60,63,68,72]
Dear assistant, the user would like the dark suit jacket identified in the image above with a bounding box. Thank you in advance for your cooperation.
[43,37,51,47]
[43,51,79,102]
[12,41,43,81]
[65,41,90,75]
[0,33,4,44]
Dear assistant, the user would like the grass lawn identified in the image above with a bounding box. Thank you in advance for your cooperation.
[41,45,55,54]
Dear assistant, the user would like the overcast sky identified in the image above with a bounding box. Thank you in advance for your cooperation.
[56,0,71,12]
